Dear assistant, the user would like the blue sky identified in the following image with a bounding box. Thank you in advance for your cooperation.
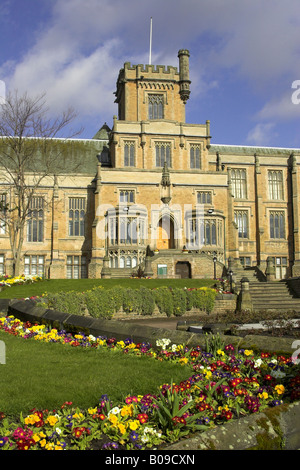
[1,0,300,148]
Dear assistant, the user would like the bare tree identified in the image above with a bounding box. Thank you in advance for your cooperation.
[0,90,84,276]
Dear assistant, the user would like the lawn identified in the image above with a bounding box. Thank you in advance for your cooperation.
[0,277,215,300]
[0,330,192,416]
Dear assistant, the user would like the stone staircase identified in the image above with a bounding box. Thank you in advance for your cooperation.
[249,281,300,313]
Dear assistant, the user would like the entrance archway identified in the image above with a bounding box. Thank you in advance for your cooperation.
[176,261,191,279]
[157,215,175,250]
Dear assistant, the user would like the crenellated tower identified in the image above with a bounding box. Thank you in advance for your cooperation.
[114,50,191,123]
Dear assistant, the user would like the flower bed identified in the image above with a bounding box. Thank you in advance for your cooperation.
[0,315,300,450]
[0,275,43,289]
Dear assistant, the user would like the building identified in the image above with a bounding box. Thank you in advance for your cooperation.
[1,49,300,281]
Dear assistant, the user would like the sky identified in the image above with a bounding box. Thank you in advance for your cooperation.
[1,0,300,148]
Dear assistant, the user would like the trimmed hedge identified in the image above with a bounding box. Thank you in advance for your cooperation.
[39,286,217,319]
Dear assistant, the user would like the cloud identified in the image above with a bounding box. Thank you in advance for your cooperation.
[1,0,300,139]
[246,122,277,146]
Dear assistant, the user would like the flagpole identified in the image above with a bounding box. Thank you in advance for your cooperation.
[149,17,152,65]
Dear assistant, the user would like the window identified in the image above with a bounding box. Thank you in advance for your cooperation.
[155,142,171,167]
[0,194,7,234]
[190,145,201,169]
[112,251,138,269]
[66,255,87,279]
[240,256,251,267]
[268,170,283,200]
[109,214,145,246]
[234,210,249,238]
[27,197,44,242]
[269,256,287,279]
[188,218,217,248]
[270,211,285,239]
[157,264,167,276]
[24,255,44,276]
[197,191,212,204]
[231,169,247,199]
[124,142,135,167]
[0,254,5,275]
[69,198,85,236]
[119,190,135,204]
[120,217,137,244]
[148,94,164,119]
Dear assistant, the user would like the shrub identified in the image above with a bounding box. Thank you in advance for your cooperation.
[122,288,143,314]
[153,287,174,317]
[186,287,217,314]
[84,287,114,319]
[171,287,187,316]
[45,291,86,315]
[139,287,156,316]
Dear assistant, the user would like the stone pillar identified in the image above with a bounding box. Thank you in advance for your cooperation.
[143,255,153,278]
[236,277,253,313]
[290,153,300,276]
[226,168,240,265]
[89,162,105,278]
[266,256,276,281]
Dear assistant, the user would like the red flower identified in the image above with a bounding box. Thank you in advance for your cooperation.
[137,413,148,424]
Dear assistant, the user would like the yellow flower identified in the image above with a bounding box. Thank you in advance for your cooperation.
[258,391,269,400]
[40,439,47,448]
[217,349,225,356]
[109,414,119,426]
[179,357,188,365]
[88,407,97,415]
[244,349,253,356]
[45,415,58,426]
[118,423,127,435]
[275,384,285,395]
[129,420,140,431]
[121,405,133,417]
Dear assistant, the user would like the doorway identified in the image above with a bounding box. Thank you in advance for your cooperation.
[157,216,175,250]
[176,261,191,279]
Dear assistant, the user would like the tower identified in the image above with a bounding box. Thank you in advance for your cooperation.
[178,49,191,104]
[114,50,191,123]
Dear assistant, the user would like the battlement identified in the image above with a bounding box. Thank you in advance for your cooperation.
[123,62,179,77]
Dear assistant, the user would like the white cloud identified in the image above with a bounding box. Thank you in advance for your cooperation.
[1,0,300,139]
[246,122,277,146]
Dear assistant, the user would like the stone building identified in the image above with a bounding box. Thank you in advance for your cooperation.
[1,49,300,281]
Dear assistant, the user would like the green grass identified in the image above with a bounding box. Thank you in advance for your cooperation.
[0,278,215,299]
[0,330,192,416]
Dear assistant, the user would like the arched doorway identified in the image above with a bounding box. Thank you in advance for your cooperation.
[176,261,191,279]
[157,215,175,250]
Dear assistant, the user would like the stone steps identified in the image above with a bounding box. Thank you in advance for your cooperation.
[248,281,300,312]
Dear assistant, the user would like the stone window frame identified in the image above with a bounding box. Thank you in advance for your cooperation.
[124,141,135,167]
[155,141,172,168]
[26,196,45,243]
[0,253,5,275]
[24,254,45,276]
[268,170,284,200]
[68,197,86,237]
[234,209,249,239]
[0,193,7,235]
[231,168,247,199]
[269,209,285,239]
[190,144,201,169]
[66,254,87,279]
[148,93,165,120]
[197,190,212,205]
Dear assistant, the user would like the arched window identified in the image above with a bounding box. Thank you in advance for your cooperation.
[69,198,85,236]
[148,94,164,119]
[27,197,44,242]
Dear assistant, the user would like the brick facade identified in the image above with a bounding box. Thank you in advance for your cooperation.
[1,50,299,280]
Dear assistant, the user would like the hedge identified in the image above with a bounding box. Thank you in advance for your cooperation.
[38,286,217,319]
